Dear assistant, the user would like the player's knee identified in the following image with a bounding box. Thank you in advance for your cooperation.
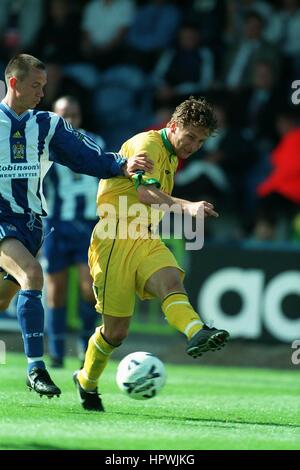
[23,262,44,290]
[160,278,183,298]
[104,327,129,346]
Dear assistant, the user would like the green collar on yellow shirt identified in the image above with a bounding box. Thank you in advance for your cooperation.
[160,128,176,158]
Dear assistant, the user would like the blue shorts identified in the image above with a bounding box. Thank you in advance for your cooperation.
[43,219,97,274]
[0,212,44,284]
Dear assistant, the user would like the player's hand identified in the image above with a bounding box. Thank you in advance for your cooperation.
[122,153,154,177]
[186,201,219,218]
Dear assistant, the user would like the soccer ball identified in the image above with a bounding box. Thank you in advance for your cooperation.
[116,351,166,400]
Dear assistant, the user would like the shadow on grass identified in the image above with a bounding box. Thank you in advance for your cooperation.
[111,410,300,429]
[25,404,298,430]
[0,442,65,450]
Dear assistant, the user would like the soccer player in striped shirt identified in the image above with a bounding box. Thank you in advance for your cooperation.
[44,95,105,369]
[0,54,153,398]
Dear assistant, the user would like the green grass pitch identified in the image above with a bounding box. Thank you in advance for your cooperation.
[0,353,299,450]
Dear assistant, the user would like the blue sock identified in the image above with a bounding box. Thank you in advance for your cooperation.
[17,290,45,371]
[47,306,66,360]
[28,360,45,374]
[78,299,98,356]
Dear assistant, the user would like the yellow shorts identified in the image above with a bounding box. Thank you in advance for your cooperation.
[88,219,184,317]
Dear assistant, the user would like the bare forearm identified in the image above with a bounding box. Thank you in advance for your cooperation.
[140,187,190,213]
[137,186,219,218]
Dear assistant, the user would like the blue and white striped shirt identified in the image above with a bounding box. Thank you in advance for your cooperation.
[0,101,124,217]
[45,130,105,221]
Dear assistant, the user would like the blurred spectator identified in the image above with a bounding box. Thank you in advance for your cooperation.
[240,0,273,20]
[184,0,226,48]
[81,0,135,69]
[91,64,152,149]
[126,0,181,72]
[145,106,173,132]
[183,0,226,77]
[252,108,300,240]
[153,23,214,108]
[234,60,284,151]
[206,101,257,213]
[0,0,44,65]
[225,0,274,42]
[265,0,300,79]
[32,0,89,111]
[222,11,280,91]
[257,108,300,206]
[34,0,82,64]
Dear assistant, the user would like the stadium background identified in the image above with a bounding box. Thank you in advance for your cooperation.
[0,0,300,369]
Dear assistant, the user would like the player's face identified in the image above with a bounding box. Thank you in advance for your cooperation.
[54,101,81,128]
[15,67,47,110]
[168,122,209,160]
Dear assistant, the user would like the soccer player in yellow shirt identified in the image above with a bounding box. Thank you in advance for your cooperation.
[73,96,230,411]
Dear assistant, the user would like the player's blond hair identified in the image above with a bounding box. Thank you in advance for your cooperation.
[168,96,218,136]
[5,54,45,86]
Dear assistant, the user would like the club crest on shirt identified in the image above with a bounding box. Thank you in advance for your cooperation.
[12,143,25,159]
[72,129,84,141]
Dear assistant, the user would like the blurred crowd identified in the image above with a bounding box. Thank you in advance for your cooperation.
[1,0,300,244]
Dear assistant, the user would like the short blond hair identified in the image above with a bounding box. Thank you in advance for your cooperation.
[5,54,45,86]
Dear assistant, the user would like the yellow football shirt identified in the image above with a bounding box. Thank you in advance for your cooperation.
[96,129,178,228]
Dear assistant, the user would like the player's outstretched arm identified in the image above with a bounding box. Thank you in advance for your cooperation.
[49,117,153,179]
[137,185,219,218]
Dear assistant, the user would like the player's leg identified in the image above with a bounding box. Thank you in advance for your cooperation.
[44,220,72,368]
[74,222,136,410]
[0,271,20,311]
[147,267,229,356]
[78,314,131,393]
[74,313,131,411]
[138,239,229,357]
[46,269,68,368]
[145,266,205,338]
[77,263,98,363]
[0,238,61,396]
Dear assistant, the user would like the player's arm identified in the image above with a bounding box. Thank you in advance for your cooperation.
[49,117,153,178]
[137,184,219,218]
[130,138,218,218]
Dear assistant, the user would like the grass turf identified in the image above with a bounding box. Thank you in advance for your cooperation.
[0,353,299,450]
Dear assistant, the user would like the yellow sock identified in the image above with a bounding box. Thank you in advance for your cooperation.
[78,326,115,391]
[162,292,203,340]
